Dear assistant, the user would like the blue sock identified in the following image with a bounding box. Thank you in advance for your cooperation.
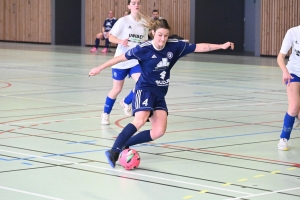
[94,38,100,48]
[103,96,116,114]
[124,130,153,147]
[124,90,134,104]
[280,112,295,140]
[112,123,137,153]
[105,39,110,48]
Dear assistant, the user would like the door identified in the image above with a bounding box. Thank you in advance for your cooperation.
[195,0,245,52]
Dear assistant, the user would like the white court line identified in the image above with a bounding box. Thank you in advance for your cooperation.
[0,186,64,200]
[224,187,300,200]
[0,95,103,108]
[0,149,251,195]
[0,116,102,126]
[0,100,285,127]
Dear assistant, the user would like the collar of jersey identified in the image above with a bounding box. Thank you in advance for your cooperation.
[151,40,165,51]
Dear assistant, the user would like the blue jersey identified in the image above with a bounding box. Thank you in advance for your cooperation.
[125,39,196,98]
[103,17,117,32]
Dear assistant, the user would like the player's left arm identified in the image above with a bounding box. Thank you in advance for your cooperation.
[194,42,234,52]
[89,54,128,76]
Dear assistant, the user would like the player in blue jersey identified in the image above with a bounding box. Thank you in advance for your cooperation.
[90,10,117,53]
[89,18,234,168]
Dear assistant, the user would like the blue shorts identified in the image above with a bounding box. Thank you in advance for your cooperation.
[111,64,141,80]
[287,74,300,84]
[132,89,168,117]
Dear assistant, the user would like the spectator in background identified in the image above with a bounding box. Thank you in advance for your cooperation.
[90,10,117,53]
[151,9,163,20]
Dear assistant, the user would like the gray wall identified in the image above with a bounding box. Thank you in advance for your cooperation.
[191,0,261,56]
[244,0,261,56]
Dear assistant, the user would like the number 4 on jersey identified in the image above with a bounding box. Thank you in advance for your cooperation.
[142,99,148,106]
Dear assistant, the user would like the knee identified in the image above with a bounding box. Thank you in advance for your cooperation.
[111,87,122,94]
[288,106,300,116]
[132,118,147,130]
[96,33,102,38]
[150,129,165,140]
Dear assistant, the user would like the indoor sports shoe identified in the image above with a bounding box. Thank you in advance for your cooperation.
[294,117,300,127]
[105,150,119,168]
[101,113,110,125]
[119,99,132,116]
[101,48,108,53]
[90,47,97,53]
[278,138,291,151]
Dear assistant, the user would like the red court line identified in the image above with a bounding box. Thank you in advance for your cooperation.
[0,110,107,135]
[115,117,299,167]
[161,144,300,167]
[0,81,12,89]
[0,132,64,140]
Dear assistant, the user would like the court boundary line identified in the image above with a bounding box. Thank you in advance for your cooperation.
[0,149,251,195]
[225,186,300,200]
[0,185,64,200]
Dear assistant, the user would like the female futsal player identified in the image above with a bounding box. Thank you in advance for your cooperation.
[89,18,234,167]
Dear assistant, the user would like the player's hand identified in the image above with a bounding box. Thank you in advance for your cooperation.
[120,38,129,47]
[222,42,234,50]
[89,67,102,76]
[283,70,293,86]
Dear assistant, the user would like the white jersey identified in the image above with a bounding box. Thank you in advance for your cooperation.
[280,25,300,76]
[109,15,148,69]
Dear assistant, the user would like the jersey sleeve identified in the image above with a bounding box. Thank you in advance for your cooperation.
[125,45,144,61]
[102,19,107,28]
[177,41,196,58]
[280,29,293,54]
[109,17,124,36]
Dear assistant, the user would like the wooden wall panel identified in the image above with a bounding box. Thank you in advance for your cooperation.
[0,0,4,40]
[0,0,51,43]
[261,0,300,56]
[85,0,191,46]
[0,0,16,41]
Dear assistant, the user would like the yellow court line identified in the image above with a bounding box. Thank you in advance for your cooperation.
[287,167,296,170]
[198,190,209,194]
[183,195,193,199]
[254,175,265,178]
[222,183,232,186]
[237,179,248,182]
[271,171,280,174]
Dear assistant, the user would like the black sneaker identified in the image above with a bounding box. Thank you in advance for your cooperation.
[105,150,119,168]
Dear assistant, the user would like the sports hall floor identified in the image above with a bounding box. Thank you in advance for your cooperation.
[0,42,299,200]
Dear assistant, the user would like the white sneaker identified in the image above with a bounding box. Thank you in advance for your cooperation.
[101,113,110,125]
[294,117,300,127]
[278,138,291,151]
[119,99,132,117]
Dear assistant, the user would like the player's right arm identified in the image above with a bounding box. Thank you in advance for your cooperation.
[277,52,291,85]
[108,17,129,47]
[109,35,129,47]
[89,54,128,76]
[278,29,293,85]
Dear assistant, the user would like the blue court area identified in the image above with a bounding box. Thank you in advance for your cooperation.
[0,42,299,200]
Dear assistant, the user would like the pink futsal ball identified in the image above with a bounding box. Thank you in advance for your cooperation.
[119,149,140,170]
